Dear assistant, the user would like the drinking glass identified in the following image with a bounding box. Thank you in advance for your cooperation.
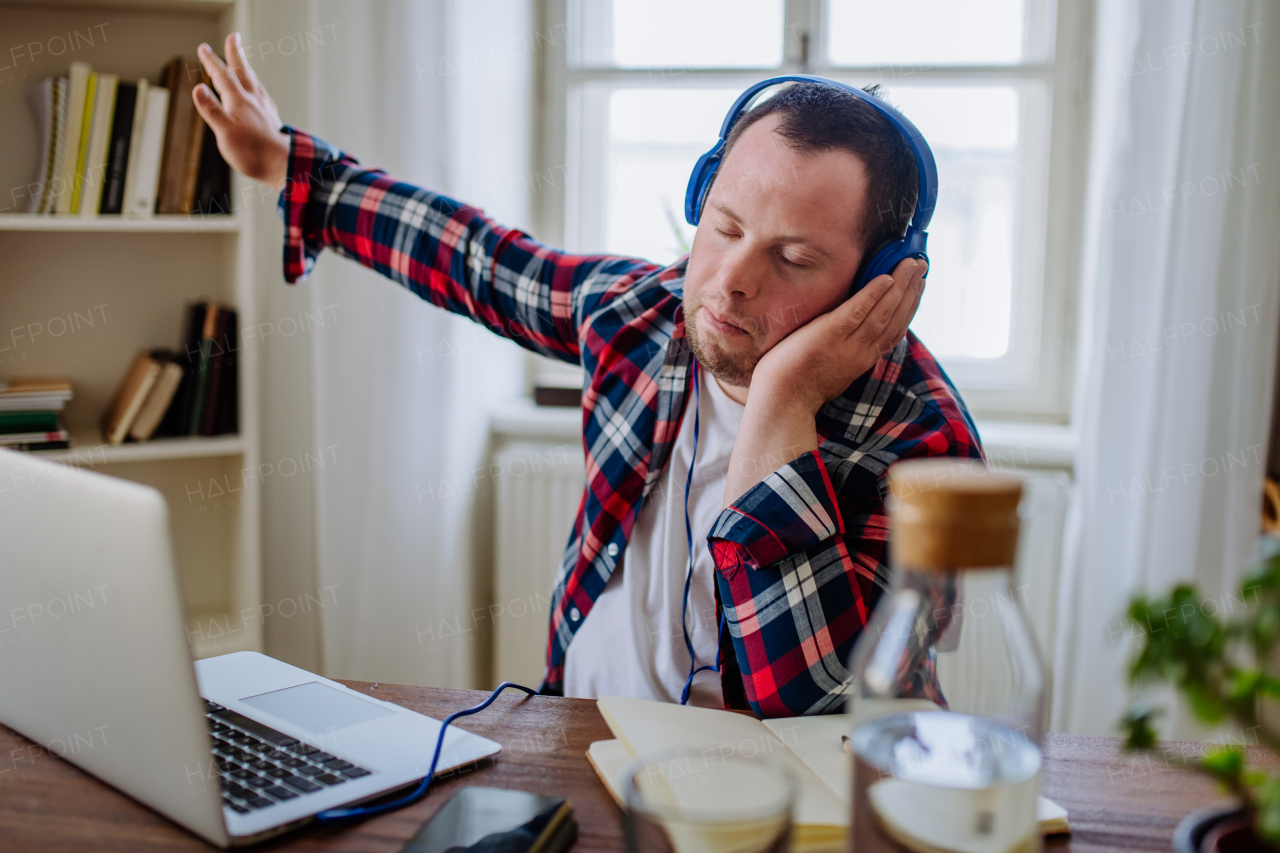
[621,748,799,853]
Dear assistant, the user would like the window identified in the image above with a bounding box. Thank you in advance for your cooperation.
[538,0,1092,419]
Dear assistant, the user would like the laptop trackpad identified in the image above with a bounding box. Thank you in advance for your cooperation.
[240,681,395,734]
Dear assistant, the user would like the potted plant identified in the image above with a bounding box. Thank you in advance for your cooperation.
[1120,544,1280,852]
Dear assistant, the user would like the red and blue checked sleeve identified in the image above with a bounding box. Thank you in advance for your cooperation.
[276,126,661,365]
[708,450,845,573]
[707,450,869,718]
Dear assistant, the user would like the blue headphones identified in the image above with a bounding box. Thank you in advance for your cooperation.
[684,74,938,294]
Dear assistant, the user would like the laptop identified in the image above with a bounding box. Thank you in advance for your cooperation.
[0,448,501,846]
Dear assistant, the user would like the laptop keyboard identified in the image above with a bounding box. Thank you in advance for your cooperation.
[203,700,372,814]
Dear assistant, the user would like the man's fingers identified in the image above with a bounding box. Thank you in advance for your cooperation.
[830,272,893,332]
[198,42,243,101]
[192,83,232,133]
[224,32,263,96]
[877,262,927,354]
[838,260,916,340]
[866,257,926,344]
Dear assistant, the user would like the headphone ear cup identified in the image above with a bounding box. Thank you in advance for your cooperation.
[684,142,724,226]
[854,240,910,293]
[853,226,930,293]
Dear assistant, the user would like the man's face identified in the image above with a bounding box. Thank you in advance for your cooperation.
[683,113,869,388]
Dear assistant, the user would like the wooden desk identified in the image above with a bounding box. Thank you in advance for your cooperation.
[0,681,1247,852]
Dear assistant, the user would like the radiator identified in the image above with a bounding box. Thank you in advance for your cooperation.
[492,441,585,688]
[491,440,1072,701]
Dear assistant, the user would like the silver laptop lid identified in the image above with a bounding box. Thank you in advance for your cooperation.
[0,449,229,847]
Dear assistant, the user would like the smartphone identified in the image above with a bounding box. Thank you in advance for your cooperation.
[400,786,576,853]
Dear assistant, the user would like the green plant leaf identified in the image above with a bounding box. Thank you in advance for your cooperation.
[1245,769,1269,787]
[1231,670,1263,703]
[1200,746,1243,782]
[1185,682,1228,724]
[1120,704,1159,750]
[1255,773,1280,844]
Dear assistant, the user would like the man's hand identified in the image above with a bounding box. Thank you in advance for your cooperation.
[192,33,289,188]
[752,257,927,417]
[722,258,925,507]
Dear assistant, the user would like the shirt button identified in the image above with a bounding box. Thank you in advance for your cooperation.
[569,607,581,622]
[606,543,619,557]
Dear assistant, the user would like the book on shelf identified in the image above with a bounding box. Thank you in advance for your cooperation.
[214,308,238,434]
[177,300,237,438]
[0,377,73,412]
[156,56,201,216]
[25,53,230,219]
[102,350,162,445]
[0,440,71,452]
[192,123,232,215]
[0,411,59,433]
[0,429,71,447]
[200,307,230,435]
[160,301,205,436]
[24,77,66,214]
[0,378,73,453]
[105,302,239,444]
[53,62,89,215]
[79,72,118,217]
[129,352,183,442]
[125,84,169,219]
[187,302,219,434]
[100,81,138,215]
[69,70,98,214]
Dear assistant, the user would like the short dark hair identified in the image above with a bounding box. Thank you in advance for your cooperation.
[718,81,919,276]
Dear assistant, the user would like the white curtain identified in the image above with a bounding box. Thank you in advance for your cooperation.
[253,0,530,687]
[1053,0,1280,736]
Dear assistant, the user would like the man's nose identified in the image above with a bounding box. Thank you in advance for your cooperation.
[716,243,762,300]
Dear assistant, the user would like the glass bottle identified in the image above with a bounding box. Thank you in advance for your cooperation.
[846,459,1046,853]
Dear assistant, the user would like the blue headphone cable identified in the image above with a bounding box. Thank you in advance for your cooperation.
[315,681,538,822]
[678,362,724,705]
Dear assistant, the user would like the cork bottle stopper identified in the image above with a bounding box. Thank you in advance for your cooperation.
[887,459,1023,570]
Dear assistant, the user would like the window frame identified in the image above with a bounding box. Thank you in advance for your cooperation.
[531,0,1094,422]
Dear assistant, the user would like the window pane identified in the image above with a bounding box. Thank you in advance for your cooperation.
[891,87,1020,360]
[827,0,1049,66]
[576,0,785,68]
[604,88,739,263]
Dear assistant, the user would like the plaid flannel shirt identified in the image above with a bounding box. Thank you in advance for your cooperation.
[278,127,984,718]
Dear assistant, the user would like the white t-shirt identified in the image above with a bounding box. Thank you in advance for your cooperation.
[564,366,745,707]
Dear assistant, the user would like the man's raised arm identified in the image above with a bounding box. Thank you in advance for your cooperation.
[192,34,659,365]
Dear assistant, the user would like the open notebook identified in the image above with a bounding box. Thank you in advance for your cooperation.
[588,695,1068,853]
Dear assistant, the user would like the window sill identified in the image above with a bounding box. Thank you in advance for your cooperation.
[491,396,579,442]
[975,419,1076,471]
[488,398,1076,471]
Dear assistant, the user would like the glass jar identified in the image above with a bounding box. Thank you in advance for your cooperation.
[846,459,1046,853]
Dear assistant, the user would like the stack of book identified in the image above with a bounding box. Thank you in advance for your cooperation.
[102,301,238,445]
[0,378,73,451]
[25,55,231,218]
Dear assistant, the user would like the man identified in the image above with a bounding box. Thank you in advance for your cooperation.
[193,34,982,719]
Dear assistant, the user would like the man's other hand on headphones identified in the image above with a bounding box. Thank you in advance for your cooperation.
[750,256,927,417]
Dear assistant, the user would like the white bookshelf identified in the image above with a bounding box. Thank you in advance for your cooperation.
[0,0,261,661]
[0,213,241,232]
[36,429,246,463]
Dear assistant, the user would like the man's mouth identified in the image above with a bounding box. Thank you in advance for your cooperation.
[702,307,750,337]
